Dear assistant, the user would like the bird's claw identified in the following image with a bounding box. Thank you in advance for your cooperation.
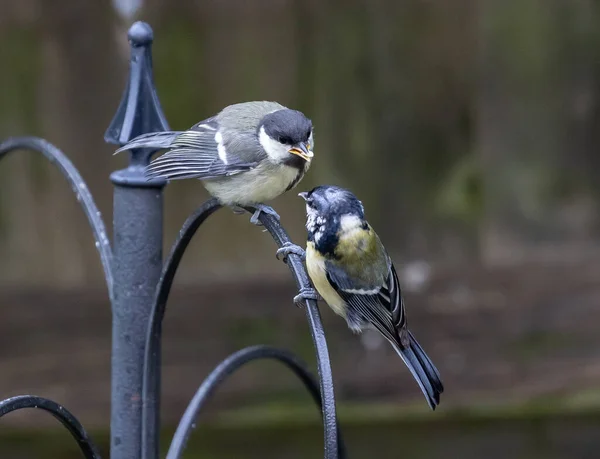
[249,204,280,226]
[276,242,306,263]
[231,206,246,215]
[293,287,321,306]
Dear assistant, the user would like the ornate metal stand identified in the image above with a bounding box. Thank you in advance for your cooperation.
[0,21,344,459]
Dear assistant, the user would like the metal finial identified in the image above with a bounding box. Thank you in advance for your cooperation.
[104,21,169,163]
[127,21,153,46]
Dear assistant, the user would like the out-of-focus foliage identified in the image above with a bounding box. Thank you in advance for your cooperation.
[3,0,600,288]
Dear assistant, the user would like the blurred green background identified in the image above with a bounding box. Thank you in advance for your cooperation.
[2,0,600,457]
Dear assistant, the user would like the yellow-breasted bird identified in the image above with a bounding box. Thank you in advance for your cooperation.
[277,185,444,410]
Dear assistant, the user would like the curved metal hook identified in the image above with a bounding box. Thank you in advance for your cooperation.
[142,199,341,458]
[141,198,222,458]
[165,345,346,459]
[0,395,102,458]
[0,137,114,301]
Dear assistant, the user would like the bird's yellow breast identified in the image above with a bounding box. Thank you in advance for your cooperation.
[334,222,379,269]
[306,242,347,318]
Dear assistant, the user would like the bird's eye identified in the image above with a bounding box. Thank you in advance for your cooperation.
[279,135,291,144]
[306,129,311,139]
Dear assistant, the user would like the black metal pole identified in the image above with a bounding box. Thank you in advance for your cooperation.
[105,22,170,459]
[109,181,164,458]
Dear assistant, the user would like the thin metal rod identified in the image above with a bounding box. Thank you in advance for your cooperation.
[0,395,102,459]
[248,205,340,458]
[142,198,222,458]
[0,136,114,301]
[165,345,346,459]
[143,200,341,459]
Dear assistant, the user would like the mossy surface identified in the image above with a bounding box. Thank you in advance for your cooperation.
[2,399,600,458]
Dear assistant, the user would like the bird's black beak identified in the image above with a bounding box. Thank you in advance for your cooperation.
[298,191,309,201]
[288,142,313,162]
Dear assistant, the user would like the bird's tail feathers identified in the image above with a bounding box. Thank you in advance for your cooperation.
[393,331,443,410]
[407,330,444,394]
[113,131,182,155]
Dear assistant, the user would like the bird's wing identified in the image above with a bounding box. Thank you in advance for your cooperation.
[325,258,406,343]
[145,118,261,181]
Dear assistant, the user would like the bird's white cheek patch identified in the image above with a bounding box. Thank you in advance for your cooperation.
[259,126,289,162]
[339,214,363,233]
[215,131,228,165]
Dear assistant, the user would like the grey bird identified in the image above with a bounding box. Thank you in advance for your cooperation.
[115,101,314,224]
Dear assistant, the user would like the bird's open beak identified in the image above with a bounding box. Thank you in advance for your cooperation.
[298,191,309,200]
[288,143,313,162]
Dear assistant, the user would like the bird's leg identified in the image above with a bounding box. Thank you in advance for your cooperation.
[275,242,321,306]
[249,204,280,226]
[275,242,306,262]
[230,204,278,229]
[293,286,321,306]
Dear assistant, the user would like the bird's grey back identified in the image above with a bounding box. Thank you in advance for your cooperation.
[216,101,287,131]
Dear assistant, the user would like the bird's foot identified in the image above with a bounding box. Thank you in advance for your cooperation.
[249,204,280,226]
[231,206,246,215]
[293,287,321,306]
[275,242,306,263]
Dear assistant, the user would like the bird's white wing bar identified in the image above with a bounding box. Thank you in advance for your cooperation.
[145,127,257,181]
[325,260,406,341]
[214,131,228,165]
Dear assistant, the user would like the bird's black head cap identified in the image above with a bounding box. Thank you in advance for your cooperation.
[261,109,313,145]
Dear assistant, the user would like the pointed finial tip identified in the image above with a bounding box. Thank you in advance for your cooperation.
[128,21,153,47]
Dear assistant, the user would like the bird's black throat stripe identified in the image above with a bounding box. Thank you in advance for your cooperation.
[282,153,307,171]
[285,169,305,192]
[283,154,309,192]
[309,217,340,259]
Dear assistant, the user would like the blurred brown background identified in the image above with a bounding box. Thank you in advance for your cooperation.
[2,0,600,457]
